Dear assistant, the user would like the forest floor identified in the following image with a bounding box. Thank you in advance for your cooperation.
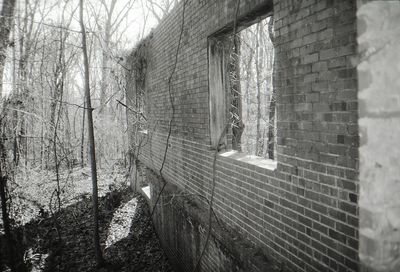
[0,166,173,272]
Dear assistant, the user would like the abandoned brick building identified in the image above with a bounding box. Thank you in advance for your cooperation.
[126,0,400,271]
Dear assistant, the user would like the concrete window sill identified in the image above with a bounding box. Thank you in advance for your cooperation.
[219,150,277,171]
[140,185,151,200]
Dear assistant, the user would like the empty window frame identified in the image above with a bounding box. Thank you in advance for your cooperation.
[209,15,276,160]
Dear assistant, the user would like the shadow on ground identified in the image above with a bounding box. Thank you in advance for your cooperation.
[1,188,173,272]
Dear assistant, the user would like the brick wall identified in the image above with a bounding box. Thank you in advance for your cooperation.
[148,169,277,272]
[126,0,359,271]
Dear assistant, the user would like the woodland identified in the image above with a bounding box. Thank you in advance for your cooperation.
[0,0,275,271]
[0,0,177,271]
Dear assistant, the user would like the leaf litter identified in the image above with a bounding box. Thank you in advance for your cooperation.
[0,166,173,272]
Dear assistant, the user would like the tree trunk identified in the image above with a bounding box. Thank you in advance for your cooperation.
[267,89,276,160]
[0,1,17,268]
[99,31,110,114]
[81,101,86,168]
[0,0,16,98]
[267,16,275,160]
[231,34,244,150]
[79,0,105,266]
[255,22,262,156]
[0,176,16,272]
[40,45,45,168]
[0,63,5,99]
[99,0,116,114]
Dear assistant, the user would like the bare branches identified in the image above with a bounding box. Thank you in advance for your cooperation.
[109,1,135,33]
[116,99,147,121]
[144,0,178,23]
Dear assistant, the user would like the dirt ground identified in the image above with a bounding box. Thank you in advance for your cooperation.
[1,170,173,272]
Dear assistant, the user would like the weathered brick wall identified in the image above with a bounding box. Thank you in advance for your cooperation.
[147,169,277,272]
[357,1,400,271]
[127,0,359,271]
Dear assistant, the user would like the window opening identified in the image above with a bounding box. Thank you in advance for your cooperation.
[230,16,276,160]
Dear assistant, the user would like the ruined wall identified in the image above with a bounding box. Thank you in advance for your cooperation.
[147,169,276,272]
[127,0,359,271]
[357,1,400,271]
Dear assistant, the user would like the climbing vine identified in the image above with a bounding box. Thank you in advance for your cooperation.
[124,37,152,191]
[129,35,152,94]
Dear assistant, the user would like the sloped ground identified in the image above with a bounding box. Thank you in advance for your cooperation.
[2,166,127,229]
[0,167,173,272]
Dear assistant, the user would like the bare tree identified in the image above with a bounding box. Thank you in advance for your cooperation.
[88,0,135,113]
[235,16,275,159]
[0,0,19,271]
[79,0,105,266]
